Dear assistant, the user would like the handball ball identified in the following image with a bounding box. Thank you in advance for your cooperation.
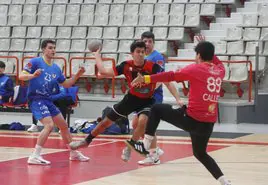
[88,40,102,52]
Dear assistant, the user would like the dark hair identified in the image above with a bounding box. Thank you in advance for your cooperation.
[41,39,56,50]
[0,61,6,68]
[130,40,146,53]
[194,41,215,61]
[141,31,155,42]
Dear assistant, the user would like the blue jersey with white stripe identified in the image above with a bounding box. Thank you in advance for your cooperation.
[23,57,66,101]
[145,50,165,103]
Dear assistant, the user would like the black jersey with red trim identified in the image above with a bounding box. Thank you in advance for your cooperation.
[113,60,163,98]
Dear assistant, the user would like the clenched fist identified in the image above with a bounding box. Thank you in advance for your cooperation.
[33,69,42,77]
[77,66,85,77]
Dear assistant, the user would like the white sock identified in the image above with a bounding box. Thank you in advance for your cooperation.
[218,176,230,185]
[33,145,42,156]
[149,148,156,152]
[66,144,77,153]
[66,144,71,150]
[143,134,154,150]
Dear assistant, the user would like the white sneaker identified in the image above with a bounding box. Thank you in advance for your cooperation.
[121,147,131,162]
[218,176,231,185]
[156,147,164,156]
[27,124,38,132]
[28,155,51,165]
[223,180,231,185]
[70,150,90,162]
[138,147,163,165]
[138,154,160,165]
[221,181,231,185]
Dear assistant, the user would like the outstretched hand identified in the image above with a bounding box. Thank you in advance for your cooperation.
[195,34,206,42]
[131,73,145,87]
[176,99,184,107]
[93,48,101,57]
[33,69,42,78]
[77,66,85,77]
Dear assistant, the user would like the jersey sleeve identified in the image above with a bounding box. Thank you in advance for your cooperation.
[57,70,66,84]
[152,63,164,74]
[154,54,165,69]
[212,55,225,77]
[114,61,126,76]
[23,59,37,74]
[55,65,66,83]
[149,63,197,83]
[174,64,197,81]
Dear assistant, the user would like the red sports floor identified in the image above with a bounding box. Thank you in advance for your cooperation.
[0,131,267,185]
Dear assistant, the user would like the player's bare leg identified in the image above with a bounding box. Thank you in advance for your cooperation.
[53,114,89,162]
[69,117,113,150]
[28,116,54,165]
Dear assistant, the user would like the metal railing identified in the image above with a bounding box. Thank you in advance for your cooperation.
[167,59,253,102]
[69,57,116,98]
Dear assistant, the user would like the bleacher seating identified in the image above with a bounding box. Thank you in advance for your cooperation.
[0,0,232,65]
[176,1,268,99]
[0,0,266,100]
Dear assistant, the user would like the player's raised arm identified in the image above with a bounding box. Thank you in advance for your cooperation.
[19,59,42,81]
[19,69,42,81]
[94,48,115,77]
[61,66,85,88]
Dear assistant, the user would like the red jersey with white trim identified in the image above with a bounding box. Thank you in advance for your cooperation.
[114,60,163,98]
[150,56,225,123]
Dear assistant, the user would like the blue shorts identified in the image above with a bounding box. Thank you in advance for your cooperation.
[29,99,61,121]
[153,94,163,104]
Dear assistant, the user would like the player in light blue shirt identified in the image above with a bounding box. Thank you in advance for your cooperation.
[20,39,89,165]
[145,49,165,103]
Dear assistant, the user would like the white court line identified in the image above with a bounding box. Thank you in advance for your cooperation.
[0,140,117,150]
[0,141,118,162]
[88,140,117,147]
[0,134,262,146]
[0,134,234,146]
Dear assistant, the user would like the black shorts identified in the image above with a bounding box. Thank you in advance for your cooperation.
[106,93,154,122]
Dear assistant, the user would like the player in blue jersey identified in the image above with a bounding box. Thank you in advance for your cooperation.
[0,61,14,105]
[142,31,166,104]
[27,84,76,132]
[19,40,89,165]
[121,32,183,165]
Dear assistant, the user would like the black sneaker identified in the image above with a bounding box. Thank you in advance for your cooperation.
[125,140,149,156]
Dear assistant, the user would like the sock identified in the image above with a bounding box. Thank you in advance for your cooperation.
[66,144,73,151]
[149,148,156,153]
[143,134,154,150]
[218,176,230,185]
[33,145,42,156]
[85,133,95,144]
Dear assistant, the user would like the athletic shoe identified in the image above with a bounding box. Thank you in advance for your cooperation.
[138,147,163,165]
[224,181,231,185]
[125,140,149,156]
[121,147,131,162]
[222,181,231,185]
[69,140,89,150]
[156,147,164,156]
[69,150,90,162]
[138,155,160,165]
[219,176,231,185]
[28,155,51,165]
[27,124,38,132]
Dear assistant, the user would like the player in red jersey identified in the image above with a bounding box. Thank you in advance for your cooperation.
[126,41,231,185]
[69,41,181,152]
